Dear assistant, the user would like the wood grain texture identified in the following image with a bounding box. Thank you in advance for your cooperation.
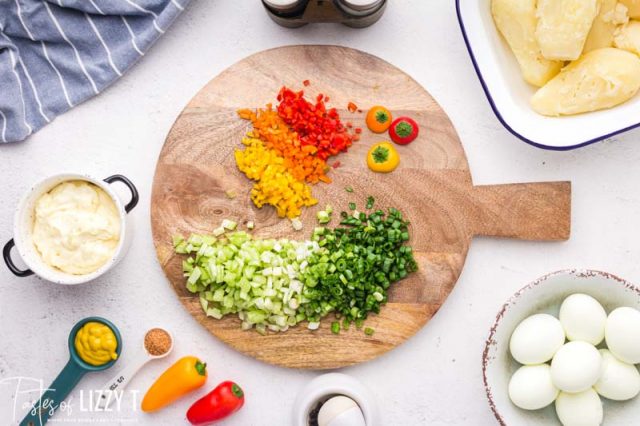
[151,46,571,369]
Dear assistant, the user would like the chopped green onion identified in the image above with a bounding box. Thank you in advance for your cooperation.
[345,186,354,193]
[301,202,418,329]
[317,206,332,225]
[348,202,356,211]
[331,321,341,334]
[365,327,375,336]
[366,196,375,209]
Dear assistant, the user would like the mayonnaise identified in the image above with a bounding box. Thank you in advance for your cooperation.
[32,181,121,275]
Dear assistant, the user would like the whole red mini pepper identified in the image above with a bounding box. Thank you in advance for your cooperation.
[389,116,419,145]
[186,381,245,425]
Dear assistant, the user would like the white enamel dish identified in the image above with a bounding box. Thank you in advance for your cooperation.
[483,269,640,425]
[3,173,139,285]
[456,0,640,150]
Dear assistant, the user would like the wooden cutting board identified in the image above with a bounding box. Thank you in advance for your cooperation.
[151,45,571,369]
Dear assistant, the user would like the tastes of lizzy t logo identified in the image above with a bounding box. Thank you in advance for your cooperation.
[0,376,139,423]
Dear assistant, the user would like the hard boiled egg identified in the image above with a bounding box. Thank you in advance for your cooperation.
[510,314,565,365]
[551,341,602,393]
[605,307,640,364]
[508,364,559,410]
[555,389,603,426]
[594,349,640,401]
[318,396,366,426]
[559,294,607,345]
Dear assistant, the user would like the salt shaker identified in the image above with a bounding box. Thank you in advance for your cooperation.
[293,373,378,426]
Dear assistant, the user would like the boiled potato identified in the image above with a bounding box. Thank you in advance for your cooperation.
[536,0,599,60]
[620,0,640,17]
[491,0,563,86]
[614,20,640,54]
[531,48,640,116]
[584,0,629,53]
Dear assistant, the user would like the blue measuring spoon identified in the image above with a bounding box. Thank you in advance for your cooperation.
[20,317,122,426]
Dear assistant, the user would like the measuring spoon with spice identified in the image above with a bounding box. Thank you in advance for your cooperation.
[97,327,173,409]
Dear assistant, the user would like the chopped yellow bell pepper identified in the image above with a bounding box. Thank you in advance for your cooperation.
[235,137,317,218]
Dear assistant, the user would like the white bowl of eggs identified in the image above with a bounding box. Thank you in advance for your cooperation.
[483,269,640,425]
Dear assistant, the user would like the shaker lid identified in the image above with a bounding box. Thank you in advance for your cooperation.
[263,0,303,9]
[339,0,384,11]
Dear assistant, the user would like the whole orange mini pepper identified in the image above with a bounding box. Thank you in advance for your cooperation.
[141,356,207,412]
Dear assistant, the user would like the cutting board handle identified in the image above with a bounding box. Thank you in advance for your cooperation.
[470,182,571,241]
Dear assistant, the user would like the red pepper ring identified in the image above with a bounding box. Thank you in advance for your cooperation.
[389,116,419,145]
[187,381,245,425]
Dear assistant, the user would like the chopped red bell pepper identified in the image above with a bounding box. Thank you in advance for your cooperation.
[276,86,357,161]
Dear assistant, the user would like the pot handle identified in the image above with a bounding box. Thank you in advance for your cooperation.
[104,175,139,213]
[3,239,33,277]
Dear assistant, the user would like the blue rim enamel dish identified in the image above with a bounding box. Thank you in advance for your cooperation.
[456,0,640,151]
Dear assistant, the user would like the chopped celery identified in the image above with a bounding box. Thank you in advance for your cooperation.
[316,206,332,225]
[291,218,303,231]
[177,231,321,333]
[222,219,237,230]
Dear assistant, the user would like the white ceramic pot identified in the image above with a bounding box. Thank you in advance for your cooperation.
[292,373,378,426]
[3,173,139,285]
[483,269,640,425]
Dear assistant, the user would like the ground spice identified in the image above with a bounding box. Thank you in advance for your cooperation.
[144,328,172,356]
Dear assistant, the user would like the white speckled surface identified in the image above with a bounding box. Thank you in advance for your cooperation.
[2,1,640,425]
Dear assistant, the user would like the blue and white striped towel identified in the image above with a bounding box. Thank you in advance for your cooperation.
[0,0,190,143]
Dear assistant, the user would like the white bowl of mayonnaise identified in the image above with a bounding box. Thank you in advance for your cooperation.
[3,173,139,285]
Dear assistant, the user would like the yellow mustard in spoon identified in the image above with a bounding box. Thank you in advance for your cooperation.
[74,321,119,366]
